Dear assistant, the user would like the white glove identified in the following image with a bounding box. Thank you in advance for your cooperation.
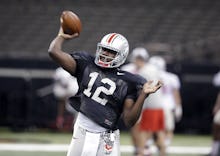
[174,105,182,122]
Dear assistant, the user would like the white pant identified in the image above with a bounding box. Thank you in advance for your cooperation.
[67,124,120,156]
[164,108,175,131]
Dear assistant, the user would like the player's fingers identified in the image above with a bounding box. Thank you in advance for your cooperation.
[157,80,163,85]
[155,85,161,91]
[71,33,79,38]
[156,84,162,91]
[58,32,79,39]
[151,81,162,92]
[64,33,79,39]
[60,17,63,23]
[156,81,163,88]
[147,80,153,85]
[58,26,77,39]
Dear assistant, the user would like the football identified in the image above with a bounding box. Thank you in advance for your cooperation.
[61,10,82,35]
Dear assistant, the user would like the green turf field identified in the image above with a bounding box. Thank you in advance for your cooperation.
[0,127,212,156]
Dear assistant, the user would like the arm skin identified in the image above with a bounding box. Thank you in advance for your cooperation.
[122,81,162,128]
[213,92,220,115]
[48,28,79,75]
[173,88,182,108]
[122,91,148,128]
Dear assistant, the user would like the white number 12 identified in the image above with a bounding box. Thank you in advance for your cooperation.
[83,72,116,105]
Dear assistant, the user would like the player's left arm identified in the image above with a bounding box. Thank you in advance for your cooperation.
[172,75,182,121]
[173,88,182,121]
[122,81,162,128]
[173,88,182,106]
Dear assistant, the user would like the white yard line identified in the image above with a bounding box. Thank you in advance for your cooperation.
[0,143,211,154]
[121,145,211,154]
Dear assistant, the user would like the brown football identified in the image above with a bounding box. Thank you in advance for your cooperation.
[61,10,82,35]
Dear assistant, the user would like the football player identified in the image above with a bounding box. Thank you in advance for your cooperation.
[149,56,182,147]
[210,71,220,156]
[53,67,79,130]
[48,27,162,156]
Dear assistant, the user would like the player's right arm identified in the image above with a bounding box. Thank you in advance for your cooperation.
[213,92,220,115]
[48,27,79,75]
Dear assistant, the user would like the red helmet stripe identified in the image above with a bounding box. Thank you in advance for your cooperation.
[107,33,117,44]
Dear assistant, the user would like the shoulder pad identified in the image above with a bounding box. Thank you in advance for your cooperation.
[71,51,95,62]
[119,69,146,85]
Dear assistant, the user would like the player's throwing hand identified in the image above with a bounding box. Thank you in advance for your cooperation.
[58,27,79,39]
[143,80,163,94]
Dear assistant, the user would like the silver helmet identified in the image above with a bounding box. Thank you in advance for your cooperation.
[149,56,166,71]
[95,33,129,68]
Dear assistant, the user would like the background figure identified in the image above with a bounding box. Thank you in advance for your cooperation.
[149,56,182,146]
[53,67,79,130]
[122,48,166,156]
[121,47,149,155]
[210,71,220,156]
[122,47,149,75]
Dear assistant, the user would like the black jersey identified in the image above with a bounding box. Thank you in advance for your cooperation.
[71,52,146,130]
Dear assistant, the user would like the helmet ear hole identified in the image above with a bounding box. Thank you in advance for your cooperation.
[95,33,129,68]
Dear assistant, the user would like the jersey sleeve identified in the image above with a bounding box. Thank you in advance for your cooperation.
[124,72,147,100]
[70,52,94,79]
[69,94,81,112]
[172,74,181,89]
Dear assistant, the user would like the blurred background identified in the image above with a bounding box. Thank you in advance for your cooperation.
[0,0,220,155]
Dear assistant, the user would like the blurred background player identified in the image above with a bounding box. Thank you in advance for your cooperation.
[122,47,166,156]
[210,71,220,156]
[149,56,182,146]
[121,47,149,155]
[122,47,149,75]
[53,67,79,130]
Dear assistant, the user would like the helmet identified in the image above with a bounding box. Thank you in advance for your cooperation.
[130,47,149,62]
[95,33,129,68]
[149,56,166,71]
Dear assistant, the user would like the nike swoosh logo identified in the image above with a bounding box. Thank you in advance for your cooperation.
[117,72,124,75]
